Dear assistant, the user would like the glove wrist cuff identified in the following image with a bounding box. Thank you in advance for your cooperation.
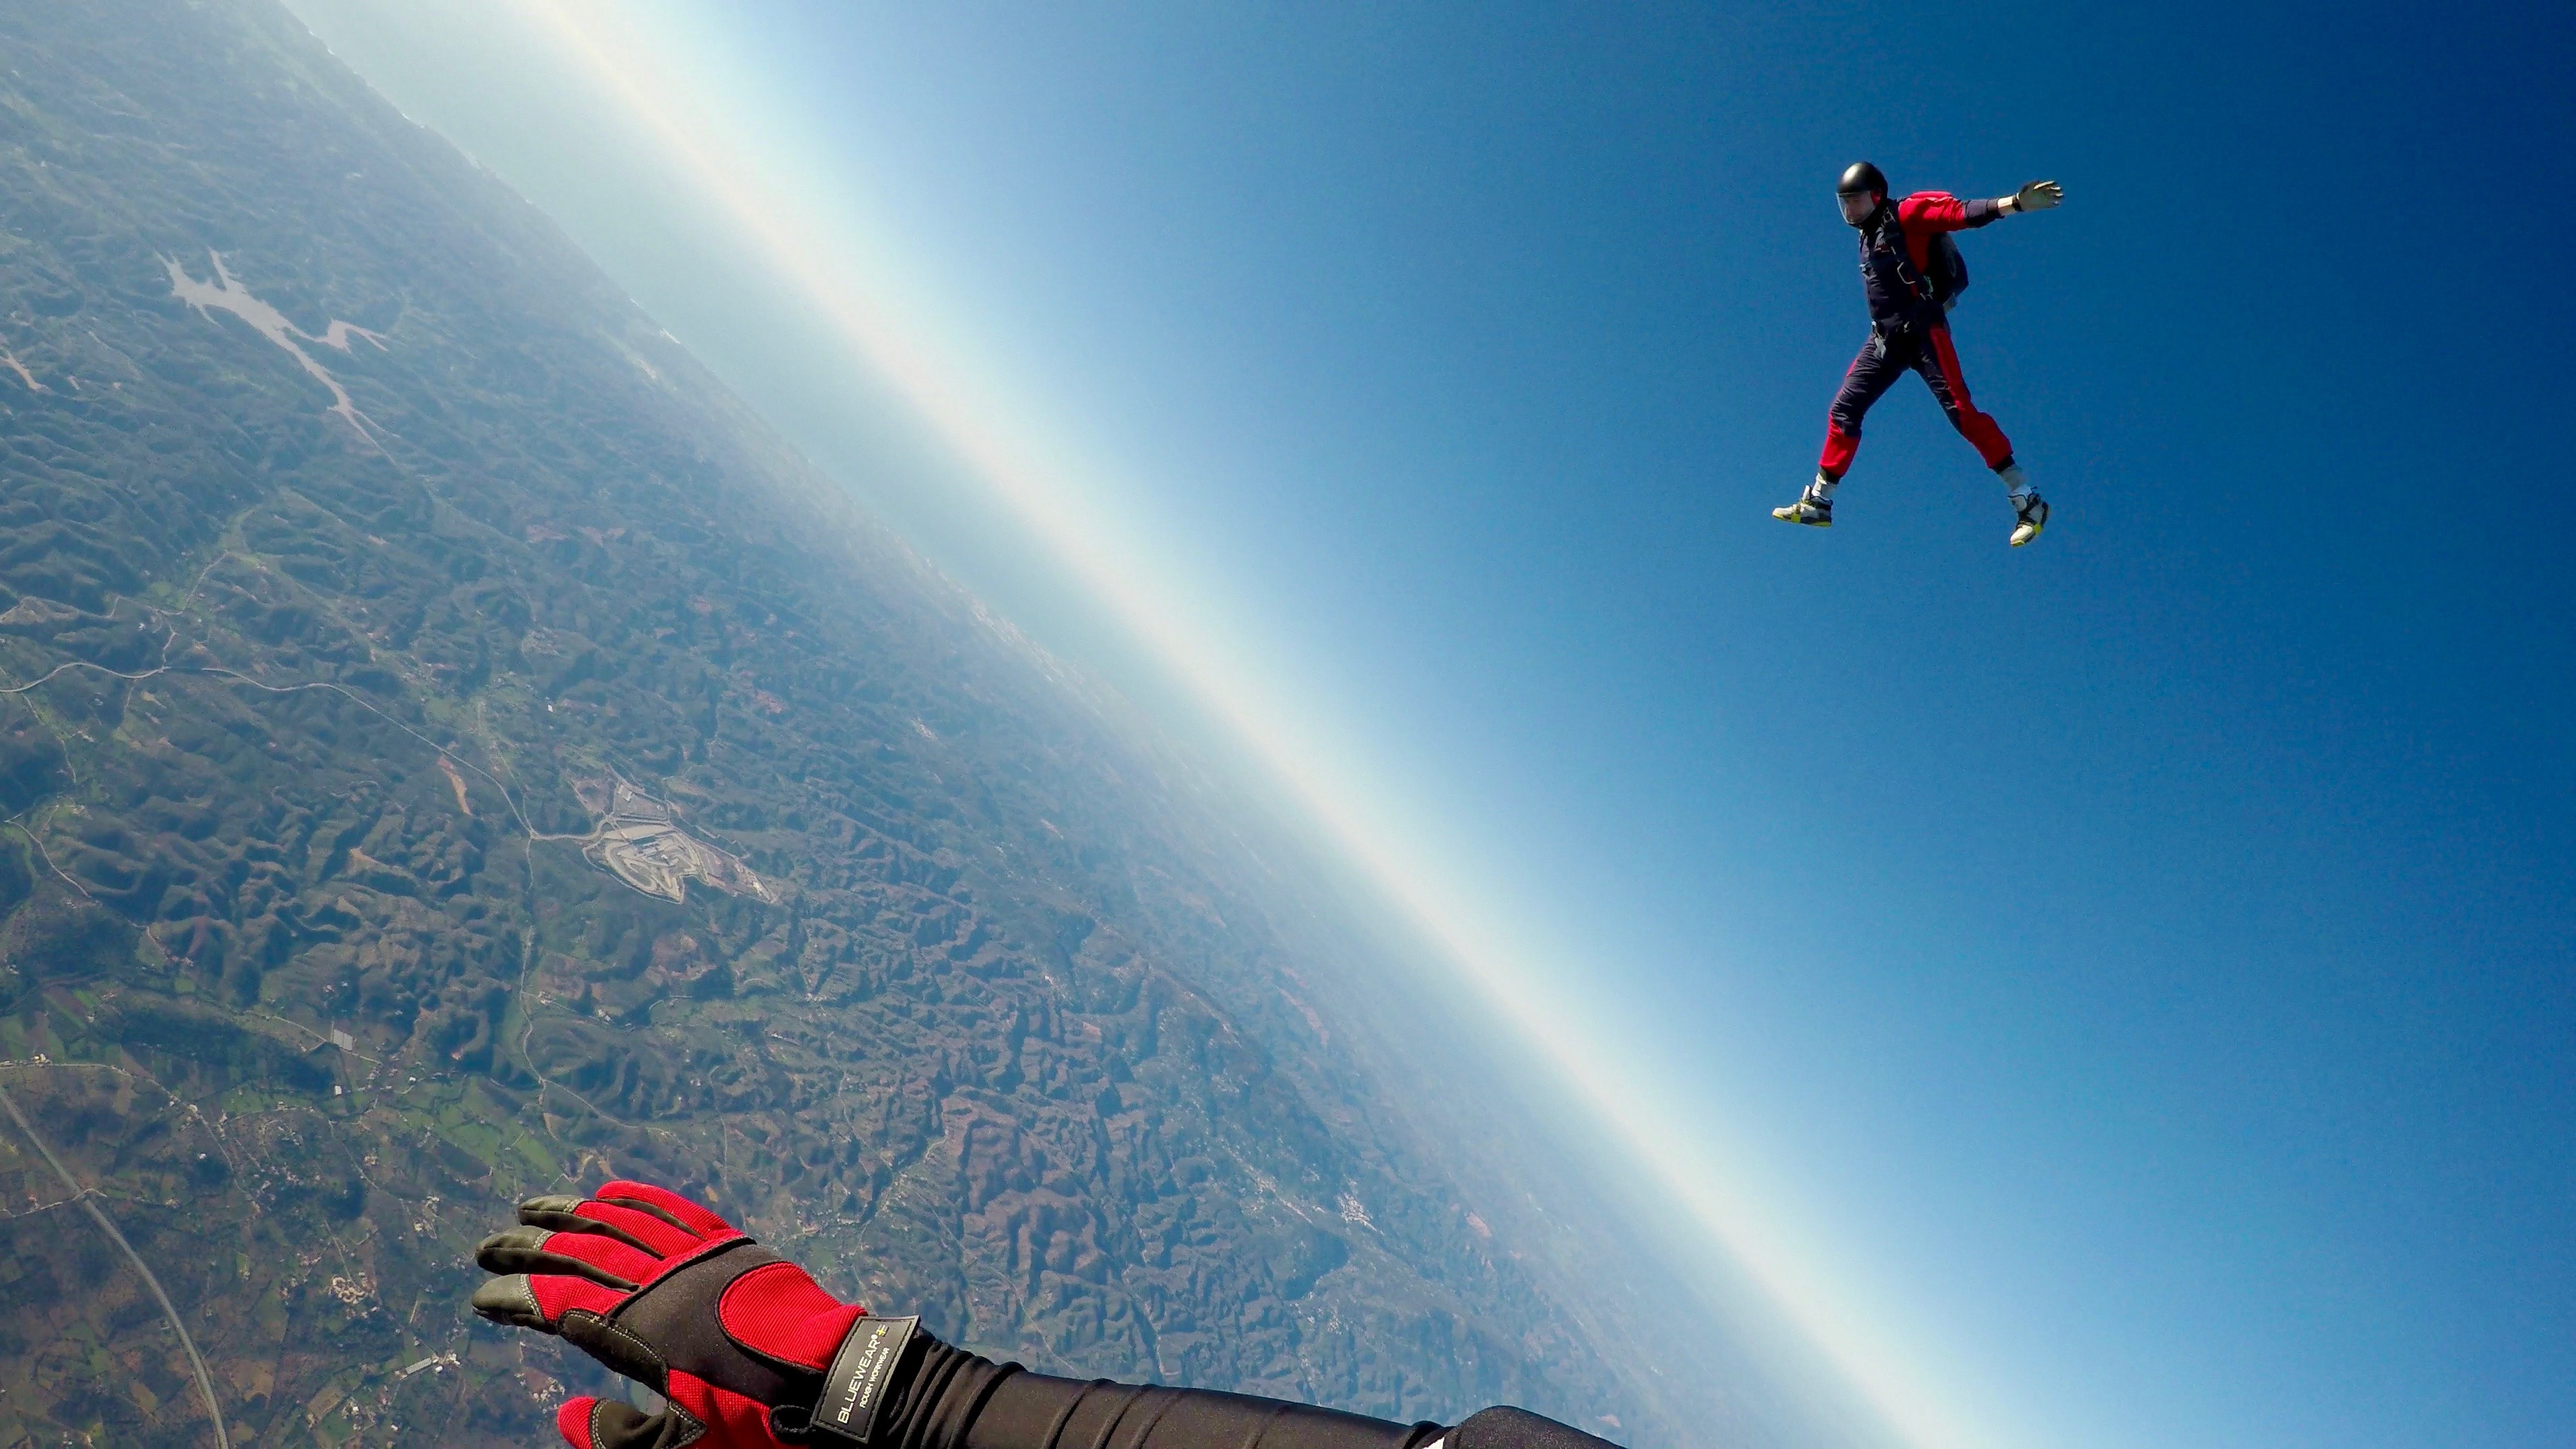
[796,1315,920,1446]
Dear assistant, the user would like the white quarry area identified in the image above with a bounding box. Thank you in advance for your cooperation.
[575,774,773,905]
[163,250,384,433]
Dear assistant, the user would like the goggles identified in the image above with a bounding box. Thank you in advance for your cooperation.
[1837,190,1882,224]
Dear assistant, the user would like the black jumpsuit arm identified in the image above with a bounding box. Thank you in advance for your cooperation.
[876,1332,1622,1449]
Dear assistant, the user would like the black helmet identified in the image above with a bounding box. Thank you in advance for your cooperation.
[1837,161,1887,198]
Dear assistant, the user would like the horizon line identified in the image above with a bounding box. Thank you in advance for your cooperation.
[452,5,2000,1445]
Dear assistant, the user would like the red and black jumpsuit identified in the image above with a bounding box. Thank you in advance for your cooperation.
[1818,191,2015,482]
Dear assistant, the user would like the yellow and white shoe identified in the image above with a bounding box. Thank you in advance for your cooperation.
[1772,490,1833,528]
[2010,492,2048,547]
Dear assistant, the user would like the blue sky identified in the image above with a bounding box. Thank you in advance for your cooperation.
[280,2,2575,1444]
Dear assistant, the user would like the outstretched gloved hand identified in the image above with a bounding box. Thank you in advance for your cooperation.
[471,1179,1615,1449]
[2012,178,2063,211]
[473,1181,912,1449]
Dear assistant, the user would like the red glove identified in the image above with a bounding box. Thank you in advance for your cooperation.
[472,1181,920,1448]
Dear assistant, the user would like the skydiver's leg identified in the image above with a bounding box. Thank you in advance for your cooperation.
[1817,330,1907,492]
[1911,325,2015,472]
[1912,326,2047,543]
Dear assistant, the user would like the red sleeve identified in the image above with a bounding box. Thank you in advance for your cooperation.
[1897,191,1973,234]
[1896,191,2003,268]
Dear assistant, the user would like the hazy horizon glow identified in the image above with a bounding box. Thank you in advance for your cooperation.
[476,3,1996,1445]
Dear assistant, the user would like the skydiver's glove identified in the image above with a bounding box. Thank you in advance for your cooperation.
[473,1181,1613,1449]
[2012,178,2063,212]
[473,1181,932,1448]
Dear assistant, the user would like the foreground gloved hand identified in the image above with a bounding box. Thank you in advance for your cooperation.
[475,1179,1619,1449]
[473,1180,911,1448]
[2012,178,2063,211]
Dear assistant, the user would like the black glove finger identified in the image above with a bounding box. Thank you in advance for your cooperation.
[517,1193,694,1256]
[470,1270,627,1334]
[472,1273,553,1333]
[583,1398,677,1449]
[476,1226,643,1291]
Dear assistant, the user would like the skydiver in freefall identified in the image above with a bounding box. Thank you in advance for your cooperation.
[472,1179,1622,1449]
[1773,162,2065,546]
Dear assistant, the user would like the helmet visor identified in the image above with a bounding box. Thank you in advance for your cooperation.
[1837,190,1880,225]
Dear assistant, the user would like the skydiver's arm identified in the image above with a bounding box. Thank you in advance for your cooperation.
[896,1342,1625,1449]
[470,1181,1629,1449]
[1896,192,2003,233]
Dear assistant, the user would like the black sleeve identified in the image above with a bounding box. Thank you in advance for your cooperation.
[1963,197,2004,227]
[872,1332,1623,1449]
